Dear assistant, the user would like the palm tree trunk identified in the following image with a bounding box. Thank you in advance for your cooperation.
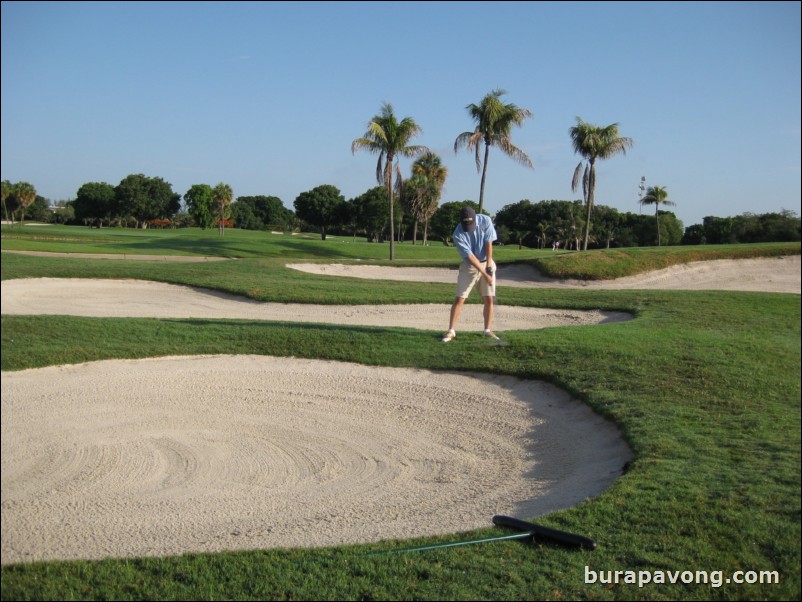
[386,160,395,260]
[583,161,595,251]
[656,207,661,246]
[478,143,490,214]
[387,186,395,259]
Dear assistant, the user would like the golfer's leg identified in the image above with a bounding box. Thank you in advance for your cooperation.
[448,297,465,330]
[482,296,494,331]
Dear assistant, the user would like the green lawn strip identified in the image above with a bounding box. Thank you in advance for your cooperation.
[2,225,798,278]
[529,243,800,280]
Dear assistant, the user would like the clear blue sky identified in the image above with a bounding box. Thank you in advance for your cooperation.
[2,1,800,228]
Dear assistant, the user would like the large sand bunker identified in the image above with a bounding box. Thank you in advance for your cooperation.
[1,356,631,564]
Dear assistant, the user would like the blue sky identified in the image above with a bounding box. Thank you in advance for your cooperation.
[2,1,800,228]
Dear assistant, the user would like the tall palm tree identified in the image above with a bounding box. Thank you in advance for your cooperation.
[352,102,428,260]
[212,182,233,236]
[570,117,634,250]
[411,151,447,244]
[454,89,533,214]
[639,185,676,246]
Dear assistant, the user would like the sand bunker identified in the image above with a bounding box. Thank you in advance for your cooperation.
[1,356,631,564]
[0,278,632,331]
[287,255,801,294]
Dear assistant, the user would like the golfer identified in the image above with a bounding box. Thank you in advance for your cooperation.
[442,206,499,342]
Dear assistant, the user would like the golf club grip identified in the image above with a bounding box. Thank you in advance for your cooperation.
[492,515,597,550]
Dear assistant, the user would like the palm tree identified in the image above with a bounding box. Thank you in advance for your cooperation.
[639,185,676,246]
[212,182,233,236]
[570,117,633,250]
[454,89,533,214]
[352,103,428,260]
[400,175,436,245]
[411,151,447,245]
[1,180,13,226]
[14,181,37,225]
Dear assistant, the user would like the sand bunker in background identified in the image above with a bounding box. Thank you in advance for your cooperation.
[288,255,801,294]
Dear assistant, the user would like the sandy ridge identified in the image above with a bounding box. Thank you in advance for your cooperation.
[288,255,801,294]
[0,278,632,332]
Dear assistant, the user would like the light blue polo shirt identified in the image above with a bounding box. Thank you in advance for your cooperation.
[452,213,497,262]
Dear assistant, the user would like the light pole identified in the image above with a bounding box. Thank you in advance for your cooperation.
[638,176,646,213]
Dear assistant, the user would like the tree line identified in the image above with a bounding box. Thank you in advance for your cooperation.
[2,89,632,253]
[6,174,796,248]
[4,91,798,247]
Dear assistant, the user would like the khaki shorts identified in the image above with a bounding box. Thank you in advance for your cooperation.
[456,259,496,298]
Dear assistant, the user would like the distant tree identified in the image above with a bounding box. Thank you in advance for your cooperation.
[534,221,550,249]
[760,210,800,242]
[702,216,735,244]
[400,174,436,245]
[429,201,484,245]
[294,184,345,240]
[25,195,53,223]
[116,174,179,228]
[410,151,447,244]
[495,200,534,248]
[74,182,116,227]
[682,224,707,245]
[53,202,75,225]
[236,195,293,229]
[1,180,13,225]
[732,210,801,243]
[593,204,623,249]
[455,89,533,214]
[352,102,428,260]
[564,200,587,250]
[184,184,216,230]
[685,210,800,244]
[658,212,684,246]
[13,181,37,224]
[334,199,358,239]
[212,182,233,235]
[349,187,389,243]
[570,117,633,250]
[639,185,676,246]
[229,201,260,230]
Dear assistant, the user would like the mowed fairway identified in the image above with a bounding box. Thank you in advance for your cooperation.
[1,228,800,601]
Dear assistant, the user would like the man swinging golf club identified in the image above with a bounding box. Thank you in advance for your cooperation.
[442,206,499,342]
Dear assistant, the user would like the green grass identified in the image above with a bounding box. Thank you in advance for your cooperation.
[530,243,800,280]
[1,228,800,600]
[3,223,798,276]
